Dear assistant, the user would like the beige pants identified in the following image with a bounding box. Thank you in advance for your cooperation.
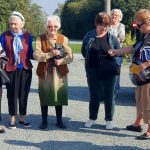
[135,83,150,125]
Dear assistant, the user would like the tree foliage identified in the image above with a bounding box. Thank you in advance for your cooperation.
[0,0,45,37]
[111,0,150,32]
[61,0,103,39]
[60,0,150,39]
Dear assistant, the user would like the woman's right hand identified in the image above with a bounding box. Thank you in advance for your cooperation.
[108,49,118,57]
[51,49,60,57]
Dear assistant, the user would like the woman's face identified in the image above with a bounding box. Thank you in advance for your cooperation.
[136,20,150,34]
[47,20,59,37]
[111,12,121,23]
[9,17,23,33]
[96,24,108,35]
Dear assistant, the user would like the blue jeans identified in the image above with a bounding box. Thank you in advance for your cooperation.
[87,69,116,121]
[115,56,123,91]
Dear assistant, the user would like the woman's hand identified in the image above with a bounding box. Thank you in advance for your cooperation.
[51,49,61,57]
[54,59,63,66]
[108,49,118,57]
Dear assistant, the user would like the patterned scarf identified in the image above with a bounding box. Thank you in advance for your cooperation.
[11,31,23,64]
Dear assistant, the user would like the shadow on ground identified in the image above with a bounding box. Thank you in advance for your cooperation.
[68,86,135,106]
[29,86,135,106]
[4,139,143,150]
[1,113,135,138]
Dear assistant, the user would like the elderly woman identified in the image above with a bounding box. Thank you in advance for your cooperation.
[33,15,73,130]
[109,9,150,140]
[109,9,125,91]
[0,11,33,129]
[81,12,120,129]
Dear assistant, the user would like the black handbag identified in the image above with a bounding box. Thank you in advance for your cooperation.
[97,51,120,75]
[102,58,120,75]
[0,56,10,84]
[0,69,10,84]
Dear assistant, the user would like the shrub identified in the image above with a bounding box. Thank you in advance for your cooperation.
[123,32,135,59]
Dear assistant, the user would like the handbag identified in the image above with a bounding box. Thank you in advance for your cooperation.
[129,36,150,85]
[102,58,120,75]
[0,69,10,84]
[0,56,10,84]
[129,61,150,85]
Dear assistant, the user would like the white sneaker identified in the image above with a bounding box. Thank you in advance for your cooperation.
[84,119,95,128]
[106,121,113,130]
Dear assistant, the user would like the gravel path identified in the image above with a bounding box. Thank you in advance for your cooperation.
[0,54,149,150]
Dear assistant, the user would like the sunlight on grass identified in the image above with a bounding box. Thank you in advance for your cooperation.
[33,42,81,54]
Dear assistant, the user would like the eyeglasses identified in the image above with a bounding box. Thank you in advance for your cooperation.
[137,22,145,29]
[48,25,58,29]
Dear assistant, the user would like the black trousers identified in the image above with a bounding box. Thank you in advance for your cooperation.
[87,69,116,121]
[41,105,63,124]
[6,68,32,116]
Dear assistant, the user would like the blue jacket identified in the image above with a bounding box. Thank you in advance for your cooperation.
[81,29,120,75]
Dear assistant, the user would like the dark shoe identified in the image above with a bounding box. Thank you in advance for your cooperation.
[136,133,150,140]
[0,126,5,133]
[56,123,67,129]
[126,124,143,132]
[39,123,47,130]
[9,122,16,129]
[19,121,31,128]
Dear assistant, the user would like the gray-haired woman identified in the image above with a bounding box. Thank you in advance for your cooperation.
[109,9,125,91]
[0,11,34,129]
[34,15,73,130]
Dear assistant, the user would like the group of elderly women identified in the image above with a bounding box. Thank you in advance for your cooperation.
[0,8,149,140]
[0,11,73,132]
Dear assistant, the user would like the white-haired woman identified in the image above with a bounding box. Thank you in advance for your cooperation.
[109,9,125,91]
[33,15,73,130]
[0,11,34,129]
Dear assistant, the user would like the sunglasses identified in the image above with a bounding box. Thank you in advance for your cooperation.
[48,25,58,29]
[137,22,145,29]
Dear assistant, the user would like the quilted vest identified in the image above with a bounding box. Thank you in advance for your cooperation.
[36,33,69,79]
[4,30,33,72]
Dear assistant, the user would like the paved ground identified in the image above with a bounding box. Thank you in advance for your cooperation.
[0,54,149,150]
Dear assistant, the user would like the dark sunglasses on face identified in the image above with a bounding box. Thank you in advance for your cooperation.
[137,22,145,29]
[48,25,58,29]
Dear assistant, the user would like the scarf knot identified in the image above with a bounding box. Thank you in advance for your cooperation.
[11,31,23,64]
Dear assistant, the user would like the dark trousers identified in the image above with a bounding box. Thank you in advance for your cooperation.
[87,69,116,121]
[41,105,63,124]
[6,69,32,116]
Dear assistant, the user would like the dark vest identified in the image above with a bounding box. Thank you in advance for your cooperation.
[36,33,69,79]
[3,30,33,72]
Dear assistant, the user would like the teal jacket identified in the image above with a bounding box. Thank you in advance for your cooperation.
[81,29,120,75]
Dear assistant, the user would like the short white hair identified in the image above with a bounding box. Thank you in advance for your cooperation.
[45,15,61,30]
[9,11,25,28]
[111,9,123,22]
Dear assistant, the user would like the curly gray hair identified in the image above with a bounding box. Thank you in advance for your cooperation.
[110,9,123,22]
[45,15,61,30]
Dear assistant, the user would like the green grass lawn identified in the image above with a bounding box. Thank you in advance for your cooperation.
[33,42,82,54]
[69,43,81,53]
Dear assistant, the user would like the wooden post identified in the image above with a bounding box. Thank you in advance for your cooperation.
[104,0,111,15]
